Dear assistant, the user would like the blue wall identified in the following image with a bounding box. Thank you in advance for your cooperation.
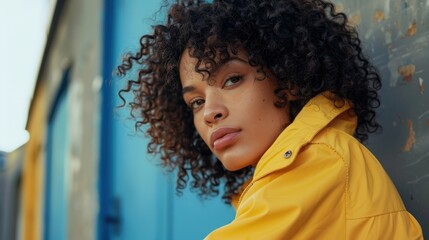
[99,1,235,239]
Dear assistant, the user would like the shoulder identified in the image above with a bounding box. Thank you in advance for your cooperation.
[309,126,408,219]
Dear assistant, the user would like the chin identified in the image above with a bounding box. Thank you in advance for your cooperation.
[218,152,259,171]
[220,160,251,172]
[223,164,243,171]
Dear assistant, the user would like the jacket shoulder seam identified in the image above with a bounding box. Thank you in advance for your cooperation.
[346,209,408,220]
[307,136,351,222]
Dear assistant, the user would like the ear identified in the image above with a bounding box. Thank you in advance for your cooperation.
[279,85,298,102]
[274,88,290,108]
[286,81,301,100]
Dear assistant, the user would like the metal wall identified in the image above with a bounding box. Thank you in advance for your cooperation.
[333,0,429,235]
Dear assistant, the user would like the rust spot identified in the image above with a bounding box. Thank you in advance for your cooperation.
[419,77,424,94]
[403,119,415,152]
[373,10,385,22]
[334,3,344,14]
[398,64,416,82]
[407,20,417,37]
[426,120,429,127]
[348,13,361,27]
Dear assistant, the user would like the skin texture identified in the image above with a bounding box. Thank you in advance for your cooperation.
[180,49,290,171]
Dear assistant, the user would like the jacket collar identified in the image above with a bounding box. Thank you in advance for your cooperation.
[253,92,357,181]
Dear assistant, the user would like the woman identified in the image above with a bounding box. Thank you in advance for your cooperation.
[117,0,423,238]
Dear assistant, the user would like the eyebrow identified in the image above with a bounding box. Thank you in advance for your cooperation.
[182,85,195,95]
[181,57,248,95]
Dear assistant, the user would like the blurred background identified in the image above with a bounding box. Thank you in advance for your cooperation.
[0,0,427,239]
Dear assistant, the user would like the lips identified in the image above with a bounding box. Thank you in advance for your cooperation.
[210,127,241,151]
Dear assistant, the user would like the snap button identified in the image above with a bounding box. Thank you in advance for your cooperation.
[284,150,292,159]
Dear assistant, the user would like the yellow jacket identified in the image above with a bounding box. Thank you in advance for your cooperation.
[206,93,423,239]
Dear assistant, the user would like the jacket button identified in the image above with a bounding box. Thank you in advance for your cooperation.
[284,150,292,159]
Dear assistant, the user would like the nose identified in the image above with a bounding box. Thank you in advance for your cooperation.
[203,93,228,125]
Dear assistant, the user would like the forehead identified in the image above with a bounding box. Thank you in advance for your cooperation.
[179,48,248,83]
[179,49,199,79]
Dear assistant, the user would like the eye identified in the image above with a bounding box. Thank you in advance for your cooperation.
[223,75,243,88]
[189,98,205,111]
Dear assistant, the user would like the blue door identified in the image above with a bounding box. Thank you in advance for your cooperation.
[99,0,234,239]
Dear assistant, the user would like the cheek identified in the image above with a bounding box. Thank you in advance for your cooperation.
[256,94,289,131]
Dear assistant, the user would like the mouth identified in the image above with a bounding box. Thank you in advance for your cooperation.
[210,127,241,151]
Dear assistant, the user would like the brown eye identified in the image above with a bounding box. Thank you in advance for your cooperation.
[223,75,243,88]
[189,98,205,110]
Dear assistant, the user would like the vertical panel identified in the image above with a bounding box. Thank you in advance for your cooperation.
[98,0,114,238]
[45,69,70,240]
[0,150,24,240]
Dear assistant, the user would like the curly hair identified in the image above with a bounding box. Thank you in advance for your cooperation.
[117,0,382,204]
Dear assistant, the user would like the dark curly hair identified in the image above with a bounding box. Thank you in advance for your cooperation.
[117,0,382,204]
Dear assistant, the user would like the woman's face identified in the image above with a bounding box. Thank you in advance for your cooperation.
[179,49,290,171]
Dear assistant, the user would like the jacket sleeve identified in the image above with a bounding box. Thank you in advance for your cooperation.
[205,143,348,239]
